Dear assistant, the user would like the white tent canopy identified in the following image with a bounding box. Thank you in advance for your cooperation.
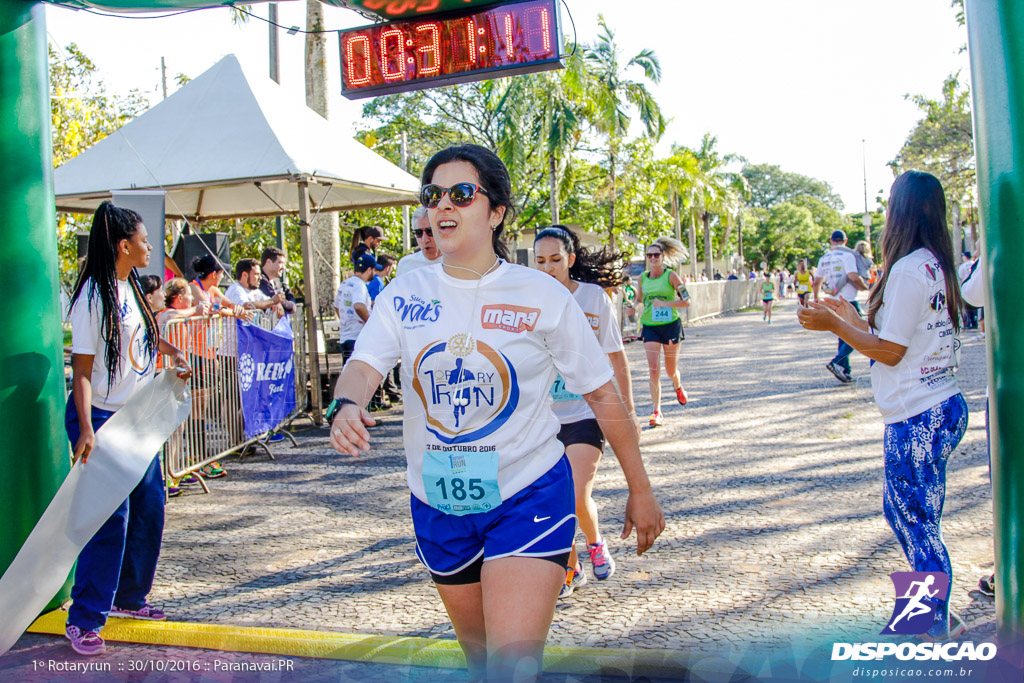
[54,54,419,219]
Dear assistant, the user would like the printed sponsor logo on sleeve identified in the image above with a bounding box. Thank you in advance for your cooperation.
[585,312,600,330]
[481,304,540,333]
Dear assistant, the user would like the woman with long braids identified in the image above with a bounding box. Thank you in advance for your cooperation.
[799,171,968,640]
[327,145,664,680]
[533,226,640,598]
[627,237,690,427]
[64,202,191,655]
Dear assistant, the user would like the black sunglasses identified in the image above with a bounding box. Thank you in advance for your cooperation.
[414,228,433,238]
[420,183,490,208]
[646,252,663,258]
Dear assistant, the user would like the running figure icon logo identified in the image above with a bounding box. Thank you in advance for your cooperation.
[882,571,950,635]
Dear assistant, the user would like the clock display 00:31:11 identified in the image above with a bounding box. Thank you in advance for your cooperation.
[339,0,561,97]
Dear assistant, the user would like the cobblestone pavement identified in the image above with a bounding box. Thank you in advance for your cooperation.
[3,295,996,679]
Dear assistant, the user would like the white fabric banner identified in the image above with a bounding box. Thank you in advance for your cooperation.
[0,372,191,655]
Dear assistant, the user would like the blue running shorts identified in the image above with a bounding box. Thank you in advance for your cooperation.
[412,454,576,584]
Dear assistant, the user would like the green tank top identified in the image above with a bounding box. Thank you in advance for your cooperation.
[641,269,679,326]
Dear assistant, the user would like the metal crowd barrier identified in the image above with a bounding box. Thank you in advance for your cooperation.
[161,308,310,493]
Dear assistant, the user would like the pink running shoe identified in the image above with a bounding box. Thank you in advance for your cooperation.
[587,539,617,580]
[65,624,105,656]
[109,604,166,621]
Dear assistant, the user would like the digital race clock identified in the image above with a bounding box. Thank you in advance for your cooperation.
[338,0,563,99]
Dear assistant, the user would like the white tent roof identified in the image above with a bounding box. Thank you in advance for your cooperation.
[54,54,419,219]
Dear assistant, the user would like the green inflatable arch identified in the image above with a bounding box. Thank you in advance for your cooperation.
[0,0,1020,663]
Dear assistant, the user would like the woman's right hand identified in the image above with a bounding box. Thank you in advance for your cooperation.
[329,404,376,456]
[820,296,862,327]
[622,487,665,556]
[73,427,96,464]
[197,302,211,317]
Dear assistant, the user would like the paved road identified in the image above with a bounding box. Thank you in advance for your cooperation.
[2,295,996,679]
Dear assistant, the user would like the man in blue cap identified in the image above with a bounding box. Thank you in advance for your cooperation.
[813,229,869,383]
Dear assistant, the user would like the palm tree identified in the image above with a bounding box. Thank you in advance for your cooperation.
[583,15,666,248]
[677,135,740,278]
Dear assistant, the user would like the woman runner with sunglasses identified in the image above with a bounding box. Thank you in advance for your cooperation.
[534,225,641,599]
[626,237,690,427]
[328,145,664,680]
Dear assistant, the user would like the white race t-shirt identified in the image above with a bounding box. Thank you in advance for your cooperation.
[334,276,371,342]
[959,258,985,308]
[396,250,442,276]
[817,247,859,300]
[69,278,156,411]
[224,282,268,307]
[551,281,624,424]
[349,261,614,504]
[871,248,961,423]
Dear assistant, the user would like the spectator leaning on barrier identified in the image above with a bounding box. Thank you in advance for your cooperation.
[259,247,294,316]
[334,254,375,363]
[396,206,442,276]
[225,258,284,312]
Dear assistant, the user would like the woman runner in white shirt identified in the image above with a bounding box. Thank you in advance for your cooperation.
[327,145,664,680]
[534,225,640,598]
[798,171,968,640]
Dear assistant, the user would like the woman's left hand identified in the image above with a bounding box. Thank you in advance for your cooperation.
[622,488,665,556]
[797,301,841,332]
[169,350,192,379]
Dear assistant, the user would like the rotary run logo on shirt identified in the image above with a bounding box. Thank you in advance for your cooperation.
[127,324,153,376]
[411,332,519,445]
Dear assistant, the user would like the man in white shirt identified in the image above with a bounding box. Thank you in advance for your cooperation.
[396,207,442,276]
[224,258,284,311]
[333,254,376,363]
[814,230,869,383]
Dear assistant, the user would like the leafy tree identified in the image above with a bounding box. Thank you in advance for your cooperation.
[746,202,819,270]
[741,163,844,211]
[889,74,974,206]
[582,14,665,248]
[50,43,149,286]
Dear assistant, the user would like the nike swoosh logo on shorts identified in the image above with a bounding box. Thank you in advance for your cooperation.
[534,515,551,523]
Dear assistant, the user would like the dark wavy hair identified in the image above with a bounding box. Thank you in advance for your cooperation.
[421,145,515,261]
[69,201,159,390]
[349,225,383,255]
[534,225,627,287]
[867,171,963,332]
[191,254,223,280]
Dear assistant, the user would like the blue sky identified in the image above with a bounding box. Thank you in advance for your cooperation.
[45,0,969,212]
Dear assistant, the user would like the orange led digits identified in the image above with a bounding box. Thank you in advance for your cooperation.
[523,7,551,55]
[340,0,561,98]
[380,27,407,81]
[416,22,441,76]
[345,35,373,86]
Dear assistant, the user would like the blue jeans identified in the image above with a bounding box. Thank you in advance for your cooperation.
[65,398,165,632]
[882,393,968,638]
[831,301,861,374]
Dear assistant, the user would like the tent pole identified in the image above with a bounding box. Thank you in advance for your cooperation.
[297,180,323,424]
[0,0,73,606]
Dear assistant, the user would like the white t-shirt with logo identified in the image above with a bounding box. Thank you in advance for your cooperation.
[349,261,614,504]
[224,282,268,307]
[396,250,442,276]
[334,276,371,342]
[551,281,624,424]
[871,248,961,424]
[817,247,859,300]
[69,278,155,411]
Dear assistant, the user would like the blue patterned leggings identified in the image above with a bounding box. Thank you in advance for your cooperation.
[882,393,968,636]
